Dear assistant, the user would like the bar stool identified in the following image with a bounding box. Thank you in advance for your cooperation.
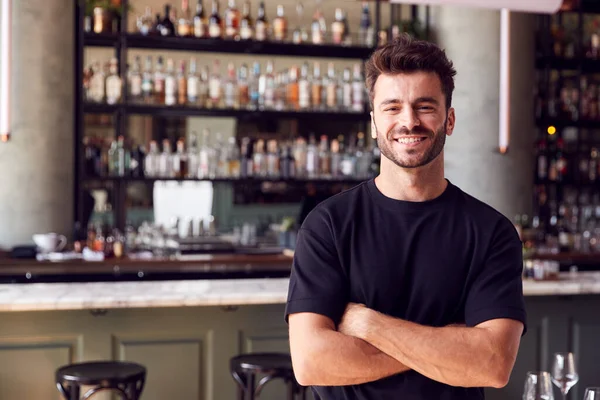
[230,353,306,400]
[55,361,146,400]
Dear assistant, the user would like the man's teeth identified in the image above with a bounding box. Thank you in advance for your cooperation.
[396,137,425,144]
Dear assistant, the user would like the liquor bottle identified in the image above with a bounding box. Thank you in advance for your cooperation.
[311,7,325,45]
[273,5,287,41]
[556,138,567,182]
[356,132,372,179]
[352,63,365,112]
[253,139,267,177]
[144,140,160,177]
[173,139,188,178]
[164,58,177,106]
[287,67,299,110]
[224,62,238,109]
[359,2,373,47]
[130,144,145,178]
[209,60,222,108]
[590,147,599,182]
[177,60,187,105]
[178,0,193,36]
[193,0,208,37]
[154,56,166,104]
[240,137,253,177]
[342,67,352,111]
[225,0,241,39]
[137,6,155,35]
[267,139,280,178]
[129,56,143,102]
[298,62,310,110]
[106,58,122,105]
[306,134,319,179]
[261,60,275,109]
[293,137,307,178]
[249,62,261,110]
[209,0,223,38]
[292,2,307,44]
[141,56,154,103]
[340,134,356,177]
[116,136,130,177]
[311,62,322,110]
[536,139,548,181]
[280,143,296,179]
[326,62,337,110]
[239,0,253,40]
[187,58,199,104]
[198,129,211,178]
[330,138,342,178]
[274,72,285,111]
[318,135,331,178]
[199,66,209,107]
[187,134,199,178]
[160,4,176,36]
[88,62,105,103]
[227,137,241,178]
[159,139,174,177]
[238,64,250,109]
[331,8,345,45]
[107,139,118,176]
[255,1,268,41]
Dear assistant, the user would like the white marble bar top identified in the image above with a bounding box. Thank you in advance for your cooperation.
[0,272,600,312]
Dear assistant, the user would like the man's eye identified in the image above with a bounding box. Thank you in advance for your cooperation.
[385,107,399,112]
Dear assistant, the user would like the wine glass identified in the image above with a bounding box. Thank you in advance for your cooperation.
[523,371,554,400]
[584,388,600,400]
[551,352,579,400]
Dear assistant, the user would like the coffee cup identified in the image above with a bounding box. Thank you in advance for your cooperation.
[33,233,67,253]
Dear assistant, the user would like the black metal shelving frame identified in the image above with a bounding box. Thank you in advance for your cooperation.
[74,0,431,231]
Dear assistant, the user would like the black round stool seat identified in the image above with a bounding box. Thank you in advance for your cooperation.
[230,353,306,400]
[56,361,146,400]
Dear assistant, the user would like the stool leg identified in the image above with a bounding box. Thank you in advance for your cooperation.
[69,384,80,400]
[286,379,295,400]
[247,372,256,400]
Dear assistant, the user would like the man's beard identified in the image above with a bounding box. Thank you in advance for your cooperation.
[374,118,447,169]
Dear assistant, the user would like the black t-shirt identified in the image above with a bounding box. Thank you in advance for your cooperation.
[285,179,527,400]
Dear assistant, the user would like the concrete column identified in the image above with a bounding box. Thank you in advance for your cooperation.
[0,0,74,248]
[432,6,536,220]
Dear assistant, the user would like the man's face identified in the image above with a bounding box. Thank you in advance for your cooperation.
[371,71,455,169]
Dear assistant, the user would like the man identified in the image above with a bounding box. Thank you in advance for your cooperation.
[285,34,526,400]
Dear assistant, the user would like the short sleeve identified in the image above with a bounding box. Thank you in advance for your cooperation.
[285,216,349,325]
[465,219,527,334]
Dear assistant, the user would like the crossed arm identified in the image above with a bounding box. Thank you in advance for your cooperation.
[288,306,524,388]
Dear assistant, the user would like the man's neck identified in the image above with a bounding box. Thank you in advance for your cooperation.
[374,154,447,202]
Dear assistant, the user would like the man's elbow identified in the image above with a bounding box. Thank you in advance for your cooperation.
[291,348,319,386]
[486,356,515,389]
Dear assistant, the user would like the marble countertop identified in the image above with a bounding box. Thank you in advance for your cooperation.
[1,272,600,312]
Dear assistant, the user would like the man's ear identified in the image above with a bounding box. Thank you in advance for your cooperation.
[446,108,456,137]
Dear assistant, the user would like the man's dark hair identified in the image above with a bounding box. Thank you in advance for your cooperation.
[365,34,457,110]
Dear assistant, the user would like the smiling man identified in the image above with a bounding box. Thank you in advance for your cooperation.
[285,34,526,400]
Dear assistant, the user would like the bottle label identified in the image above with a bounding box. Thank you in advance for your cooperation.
[165,77,176,105]
[106,78,122,104]
[209,78,221,100]
[312,29,323,44]
[240,26,253,40]
[343,84,352,108]
[188,76,199,101]
[225,26,237,38]
[142,77,152,95]
[255,22,267,41]
[209,24,222,38]
[155,78,164,95]
[130,76,142,97]
[352,82,364,110]
[194,19,206,37]
[299,81,310,108]
[332,22,344,44]
[274,20,285,40]
[178,24,191,37]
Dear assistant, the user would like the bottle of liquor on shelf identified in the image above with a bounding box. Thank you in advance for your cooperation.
[352,63,365,112]
[227,137,241,178]
[238,64,250,109]
[536,139,548,181]
[187,134,199,178]
[199,65,210,107]
[225,0,241,39]
[141,56,154,103]
[311,62,322,110]
[267,139,280,178]
[160,4,176,36]
[240,136,253,178]
[107,139,118,176]
[287,66,300,110]
[359,2,373,47]
[173,139,188,178]
[178,0,193,36]
[137,6,155,35]
[118,136,130,177]
[326,62,337,110]
[187,58,199,104]
[262,61,275,109]
[298,62,310,110]
[144,140,160,177]
[587,21,600,59]
[106,58,122,105]
[590,147,599,182]
[255,1,268,41]
[311,6,325,45]
[253,139,267,177]
[209,60,222,108]
[306,134,319,179]
[342,67,352,111]
[274,72,286,111]
[292,2,306,44]
[159,139,174,178]
[331,8,345,45]
[293,137,307,178]
[224,62,238,109]
[330,138,342,178]
[130,144,145,178]
[154,56,166,104]
[239,0,253,40]
[249,62,261,110]
[164,58,177,106]
[356,132,372,179]
[318,135,331,179]
[341,134,356,177]
[129,56,143,102]
[280,142,296,179]
[198,129,211,178]
[88,61,105,103]
[193,0,208,37]
[177,60,188,105]
[273,5,287,41]
[209,0,223,38]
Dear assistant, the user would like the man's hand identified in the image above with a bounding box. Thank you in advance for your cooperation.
[338,302,373,339]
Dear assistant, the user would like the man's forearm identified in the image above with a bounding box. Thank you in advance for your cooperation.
[292,328,410,386]
[361,313,513,388]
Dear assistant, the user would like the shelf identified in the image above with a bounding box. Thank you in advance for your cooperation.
[84,176,367,185]
[534,179,600,187]
[527,252,600,264]
[83,103,370,121]
[535,56,600,72]
[536,118,600,129]
[83,33,119,47]
[125,34,375,59]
